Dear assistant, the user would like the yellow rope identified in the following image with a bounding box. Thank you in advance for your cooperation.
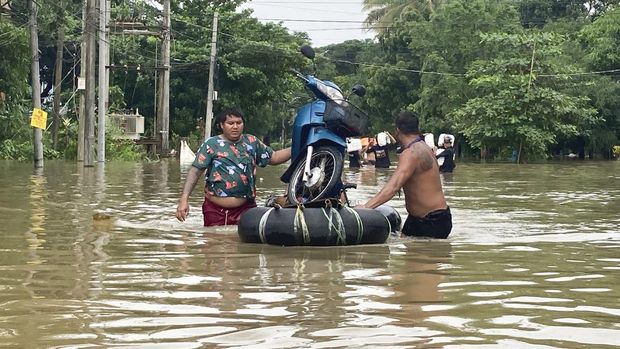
[342,206,364,244]
[321,206,347,245]
[258,207,276,244]
[294,205,311,245]
[384,215,392,235]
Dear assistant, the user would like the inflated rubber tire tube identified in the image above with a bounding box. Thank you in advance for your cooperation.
[375,204,402,234]
[238,206,391,246]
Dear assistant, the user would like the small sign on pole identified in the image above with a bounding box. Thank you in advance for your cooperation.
[31,108,48,129]
[77,77,86,90]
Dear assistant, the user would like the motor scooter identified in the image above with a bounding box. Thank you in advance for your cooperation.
[280,45,368,205]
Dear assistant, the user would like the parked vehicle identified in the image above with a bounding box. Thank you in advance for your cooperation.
[280,45,368,205]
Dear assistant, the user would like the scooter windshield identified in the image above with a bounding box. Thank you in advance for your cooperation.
[307,76,345,104]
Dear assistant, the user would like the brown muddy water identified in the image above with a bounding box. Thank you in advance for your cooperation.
[0,159,619,348]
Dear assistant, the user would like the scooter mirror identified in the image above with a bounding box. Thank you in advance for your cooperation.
[300,45,315,60]
[352,84,366,97]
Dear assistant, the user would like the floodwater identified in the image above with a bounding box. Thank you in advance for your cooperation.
[0,159,619,348]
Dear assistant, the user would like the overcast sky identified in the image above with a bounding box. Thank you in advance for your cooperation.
[239,0,376,47]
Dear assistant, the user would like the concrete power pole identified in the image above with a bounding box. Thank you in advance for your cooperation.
[29,0,43,168]
[84,0,97,166]
[52,0,64,150]
[105,0,110,111]
[97,0,109,162]
[157,0,170,154]
[204,12,218,141]
[77,0,87,162]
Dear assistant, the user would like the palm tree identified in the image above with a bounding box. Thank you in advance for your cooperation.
[363,0,445,34]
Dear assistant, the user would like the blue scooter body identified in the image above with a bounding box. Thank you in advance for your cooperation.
[280,100,346,183]
[280,75,348,184]
[280,51,367,205]
[290,101,347,160]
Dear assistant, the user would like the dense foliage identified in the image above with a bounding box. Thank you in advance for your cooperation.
[1,0,618,162]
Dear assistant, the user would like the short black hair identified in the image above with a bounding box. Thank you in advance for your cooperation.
[216,107,245,124]
[395,111,420,134]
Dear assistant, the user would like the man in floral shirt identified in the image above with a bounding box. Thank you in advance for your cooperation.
[176,108,291,226]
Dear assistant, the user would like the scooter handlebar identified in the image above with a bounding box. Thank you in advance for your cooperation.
[289,68,310,83]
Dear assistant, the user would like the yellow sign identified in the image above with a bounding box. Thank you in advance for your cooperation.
[31,108,48,129]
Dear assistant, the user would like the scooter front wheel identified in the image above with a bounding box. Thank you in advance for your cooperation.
[287,146,343,205]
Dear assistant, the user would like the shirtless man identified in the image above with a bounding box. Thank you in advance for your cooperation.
[357,111,452,239]
[176,107,291,226]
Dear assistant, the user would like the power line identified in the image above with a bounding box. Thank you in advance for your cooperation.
[302,27,380,32]
[250,1,364,3]
[190,21,620,79]
[326,57,465,77]
[327,55,620,78]
[12,0,619,81]
[538,69,620,77]
[246,3,364,16]
[256,18,366,23]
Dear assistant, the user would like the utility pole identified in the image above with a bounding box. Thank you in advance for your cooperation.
[52,0,64,150]
[97,0,109,162]
[77,0,87,162]
[157,0,170,154]
[84,0,97,166]
[204,11,218,141]
[29,0,43,168]
[105,0,110,109]
[153,41,158,138]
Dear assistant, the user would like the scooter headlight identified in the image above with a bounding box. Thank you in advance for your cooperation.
[316,81,344,103]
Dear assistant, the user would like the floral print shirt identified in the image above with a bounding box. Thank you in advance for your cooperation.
[192,134,273,199]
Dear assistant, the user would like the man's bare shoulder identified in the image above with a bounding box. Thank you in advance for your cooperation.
[399,144,436,173]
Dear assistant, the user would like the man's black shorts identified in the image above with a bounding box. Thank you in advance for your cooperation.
[402,207,452,239]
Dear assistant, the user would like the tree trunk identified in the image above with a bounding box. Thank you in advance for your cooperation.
[480,147,487,161]
[52,23,65,149]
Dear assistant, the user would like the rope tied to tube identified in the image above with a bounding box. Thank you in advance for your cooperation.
[258,207,277,244]
[321,200,346,245]
[294,204,311,245]
[341,206,363,244]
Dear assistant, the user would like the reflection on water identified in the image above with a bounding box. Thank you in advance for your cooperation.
[0,159,619,348]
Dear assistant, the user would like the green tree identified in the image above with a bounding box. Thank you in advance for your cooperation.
[165,8,308,145]
[316,40,389,134]
[214,11,308,138]
[0,20,32,160]
[363,0,445,34]
[105,3,307,150]
[452,32,598,162]
[517,0,620,28]
[580,6,620,71]
[577,6,620,157]
[0,21,29,103]
[411,0,522,136]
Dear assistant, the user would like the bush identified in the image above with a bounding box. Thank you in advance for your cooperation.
[0,139,31,161]
[105,138,146,161]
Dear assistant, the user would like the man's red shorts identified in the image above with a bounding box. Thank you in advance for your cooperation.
[201,198,257,227]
